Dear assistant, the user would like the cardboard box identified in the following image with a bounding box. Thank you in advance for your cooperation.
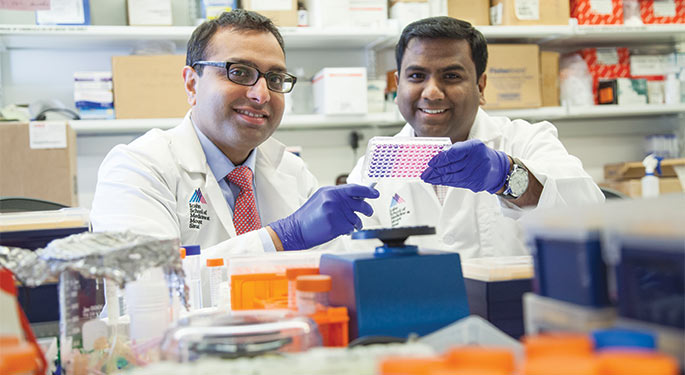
[540,51,560,107]
[112,54,189,119]
[490,0,570,26]
[447,0,489,25]
[0,122,78,207]
[603,158,685,180]
[243,0,297,27]
[639,0,685,24]
[570,0,624,24]
[600,178,684,198]
[580,47,631,103]
[312,67,368,114]
[483,44,541,109]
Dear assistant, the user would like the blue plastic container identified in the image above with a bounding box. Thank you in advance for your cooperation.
[320,228,469,340]
[592,328,656,350]
[613,235,684,330]
[532,231,612,307]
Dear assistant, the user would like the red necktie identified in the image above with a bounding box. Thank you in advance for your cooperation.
[226,166,261,235]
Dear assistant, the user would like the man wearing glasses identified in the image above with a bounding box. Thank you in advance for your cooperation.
[91,10,379,258]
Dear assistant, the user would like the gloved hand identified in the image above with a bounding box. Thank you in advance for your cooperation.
[421,139,511,194]
[269,184,379,250]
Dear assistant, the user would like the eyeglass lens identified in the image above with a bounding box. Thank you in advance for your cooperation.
[227,64,294,93]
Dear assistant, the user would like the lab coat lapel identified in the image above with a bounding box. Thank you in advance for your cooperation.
[170,112,237,238]
[254,138,300,223]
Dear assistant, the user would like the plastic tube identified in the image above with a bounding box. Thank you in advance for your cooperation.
[182,245,203,310]
[206,258,226,308]
[296,275,331,314]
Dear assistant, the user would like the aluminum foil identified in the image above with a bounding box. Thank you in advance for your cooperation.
[0,231,187,307]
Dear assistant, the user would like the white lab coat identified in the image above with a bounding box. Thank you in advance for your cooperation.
[90,111,320,259]
[348,108,605,259]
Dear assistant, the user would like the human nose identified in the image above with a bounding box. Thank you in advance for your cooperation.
[246,76,271,104]
[421,77,445,101]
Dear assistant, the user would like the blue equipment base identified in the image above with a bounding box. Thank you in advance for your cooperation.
[320,249,469,340]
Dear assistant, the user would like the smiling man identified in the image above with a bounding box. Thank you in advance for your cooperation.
[91,10,378,258]
[348,17,604,259]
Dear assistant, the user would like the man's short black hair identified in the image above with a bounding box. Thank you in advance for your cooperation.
[395,17,488,79]
[186,9,285,75]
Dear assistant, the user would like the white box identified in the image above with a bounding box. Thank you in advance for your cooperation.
[306,0,386,28]
[127,0,173,26]
[349,0,387,27]
[390,2,431,29]
[313,68,368,115]
[306,0,350,28]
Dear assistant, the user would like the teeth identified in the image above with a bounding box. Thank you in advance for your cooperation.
[422,109,445,114]
[236,109,265,118]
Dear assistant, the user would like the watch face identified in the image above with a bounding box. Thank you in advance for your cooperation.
[508,167,529,197]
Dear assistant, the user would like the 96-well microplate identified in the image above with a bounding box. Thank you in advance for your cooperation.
[361,136,452,182]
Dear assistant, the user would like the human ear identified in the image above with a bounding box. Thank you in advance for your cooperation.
[182,66,199,106]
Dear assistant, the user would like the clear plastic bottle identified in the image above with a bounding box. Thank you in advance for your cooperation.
[124,267,171,344]
[286,267,319,310]
[182,245,203,310]
[297,1,309,27]
[206,258,226,308]
[296,274,331,314]
[641,153,660,198]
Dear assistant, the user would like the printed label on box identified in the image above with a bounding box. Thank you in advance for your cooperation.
[29,121,67,149]
[589,0,613,14]
[596,48,619,65]
[251,0,292,11]
[630,55,671,76]
[515,0,539,20]
[653,0,676,17]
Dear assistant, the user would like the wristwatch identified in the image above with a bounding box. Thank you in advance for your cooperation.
[499,157,529,200]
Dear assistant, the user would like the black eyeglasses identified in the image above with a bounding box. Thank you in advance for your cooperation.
[192,61,297,93]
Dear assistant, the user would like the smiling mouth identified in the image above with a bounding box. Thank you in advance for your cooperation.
[420,108,447,114]
[235,109,268,119]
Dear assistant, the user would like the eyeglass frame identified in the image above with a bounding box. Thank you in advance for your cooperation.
[191,61,297,93]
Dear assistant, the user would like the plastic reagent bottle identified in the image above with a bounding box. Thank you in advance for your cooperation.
[207,258,226,308]
[296,274,331,314]
[182,245,203,310]
[641,153,661,198]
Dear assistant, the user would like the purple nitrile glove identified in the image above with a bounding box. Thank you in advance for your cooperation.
[269,184,380,250]
[420,139,511,194]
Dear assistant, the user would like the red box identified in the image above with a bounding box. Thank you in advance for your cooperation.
[639,0,685,24]
[571,0,624,24]
[580,47,631,103]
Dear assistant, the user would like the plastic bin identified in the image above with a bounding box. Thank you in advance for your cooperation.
[531,230,611,307]
[523,293,616,335]
[462,256,533,338]
[604,233,684,330]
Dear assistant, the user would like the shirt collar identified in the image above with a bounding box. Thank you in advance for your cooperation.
[192,120,257,181]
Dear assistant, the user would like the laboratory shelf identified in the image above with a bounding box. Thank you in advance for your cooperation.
[0,24,398,50]
[69,111,406,135]
[2,23,683,50]
[68,104,685,135]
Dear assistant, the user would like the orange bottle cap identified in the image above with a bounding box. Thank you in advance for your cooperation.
[0,336,21,347]
[285,267,319,280]
[445,346,514,373]
[296,274,332,292]
[379,357,446,375]
[523,356,599,375]
[206,258,224,267]
[522,332,593,359]
[0,341,39,375]
[597,350,679,375]
[179,248,186,259]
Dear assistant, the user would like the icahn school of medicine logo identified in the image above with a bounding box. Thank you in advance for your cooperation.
[188,188,210,229]
[389,193,410,227]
